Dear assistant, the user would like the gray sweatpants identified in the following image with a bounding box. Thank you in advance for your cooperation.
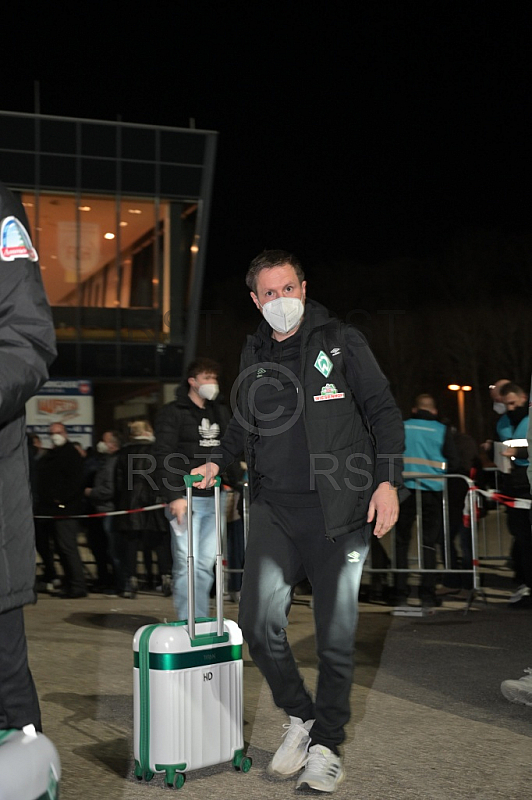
[238,496,371,752]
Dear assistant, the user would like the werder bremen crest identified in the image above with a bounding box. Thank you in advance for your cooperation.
[314,350,333,378]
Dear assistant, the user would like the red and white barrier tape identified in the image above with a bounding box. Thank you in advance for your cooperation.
[463,487,531,527]
[34,503,167,520]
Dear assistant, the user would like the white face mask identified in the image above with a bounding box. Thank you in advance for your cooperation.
[96,441,109,454]
[261,296,304,334]
[493,402,506,415]
[51,433,67,447]
[198,382,219,402]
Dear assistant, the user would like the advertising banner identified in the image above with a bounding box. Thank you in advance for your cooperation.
[26,379,94,451]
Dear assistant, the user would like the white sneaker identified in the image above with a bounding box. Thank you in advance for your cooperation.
[296,744,345,792]
[266,716,314,778]
[501,668,532,706]
[509,584,531,603]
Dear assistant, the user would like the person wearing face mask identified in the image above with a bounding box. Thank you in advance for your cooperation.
[481,379,511,458]
[495,383,532,608]
[154,358,236,619]
[191,249,404,793]
[35,423,87,598]
[84,431,123,594]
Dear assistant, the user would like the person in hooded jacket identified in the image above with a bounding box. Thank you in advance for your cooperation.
[191,250,404,793]
[0,181,56,730]
[154,358,234,619]
[114,420,171,598]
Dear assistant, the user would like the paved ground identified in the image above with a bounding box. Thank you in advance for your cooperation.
[23,556,532,800]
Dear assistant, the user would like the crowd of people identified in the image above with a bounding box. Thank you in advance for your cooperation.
[30,359,247,615]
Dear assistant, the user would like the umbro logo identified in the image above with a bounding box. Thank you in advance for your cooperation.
[330,347,341,357]
[256,367,267,378]
[347,551,361,563]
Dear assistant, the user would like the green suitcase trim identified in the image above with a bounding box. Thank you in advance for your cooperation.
[0,729,17,744]
[134,643,242,671]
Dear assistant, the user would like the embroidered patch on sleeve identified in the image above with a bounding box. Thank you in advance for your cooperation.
[0,216,39,262]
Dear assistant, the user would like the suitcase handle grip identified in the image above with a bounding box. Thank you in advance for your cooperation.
[183,474,221,488]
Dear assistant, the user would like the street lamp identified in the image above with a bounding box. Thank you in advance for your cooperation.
[447,384,472,433]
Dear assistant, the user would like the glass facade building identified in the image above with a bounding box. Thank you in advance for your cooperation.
[0,110,217,384]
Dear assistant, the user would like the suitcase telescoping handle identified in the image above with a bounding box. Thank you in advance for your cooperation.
[183,474,224,641]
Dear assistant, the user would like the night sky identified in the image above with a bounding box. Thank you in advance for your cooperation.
[3,4,531,414]
[6,6,529,269]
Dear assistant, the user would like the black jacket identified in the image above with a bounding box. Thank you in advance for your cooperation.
[89,452,118,513]
[0,183,57,613]
[36,440,85,515]
[216,299,404,539]
[154,384,235,502]
[114,439,167,533]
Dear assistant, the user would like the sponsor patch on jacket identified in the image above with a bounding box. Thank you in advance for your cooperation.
[314,383,345,402]
[330,347,341,357]
[0,216,39,262]
[314,350,333,377]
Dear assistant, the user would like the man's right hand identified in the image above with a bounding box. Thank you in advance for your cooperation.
[168,497,187,525]
[191,462,220,489]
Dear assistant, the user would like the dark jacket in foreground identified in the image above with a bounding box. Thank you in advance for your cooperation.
[216,299,404,540]
[0,183,57,613]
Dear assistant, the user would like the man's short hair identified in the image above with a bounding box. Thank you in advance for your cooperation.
[413,393,436,411]
[245,249,305,294]
[500,382,525,397]
[186,357,220,380]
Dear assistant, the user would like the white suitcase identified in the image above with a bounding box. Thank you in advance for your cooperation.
[0,725,61,800]
[133,475,251,788]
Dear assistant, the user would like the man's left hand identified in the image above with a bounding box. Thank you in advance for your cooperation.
[367,482,399,538]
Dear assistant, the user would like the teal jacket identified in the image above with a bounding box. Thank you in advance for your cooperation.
[403,413,453,492]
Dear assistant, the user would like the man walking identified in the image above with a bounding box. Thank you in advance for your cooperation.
[192,249,404,792]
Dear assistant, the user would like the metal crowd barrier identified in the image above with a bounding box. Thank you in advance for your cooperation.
[477,467,511,562]
[364,473,486,612]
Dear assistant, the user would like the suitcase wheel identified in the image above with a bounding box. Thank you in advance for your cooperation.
[144,769,154,782]
[233,751,252,772]
[240,757,252,773]
[173,773,186,789]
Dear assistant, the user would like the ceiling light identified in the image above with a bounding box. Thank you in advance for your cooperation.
[104,233,115,240]
[22,202,34,208]
[119,221,128,227]
[127,208,142,214]
[190,245,199,253]
[78,206,91,212]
